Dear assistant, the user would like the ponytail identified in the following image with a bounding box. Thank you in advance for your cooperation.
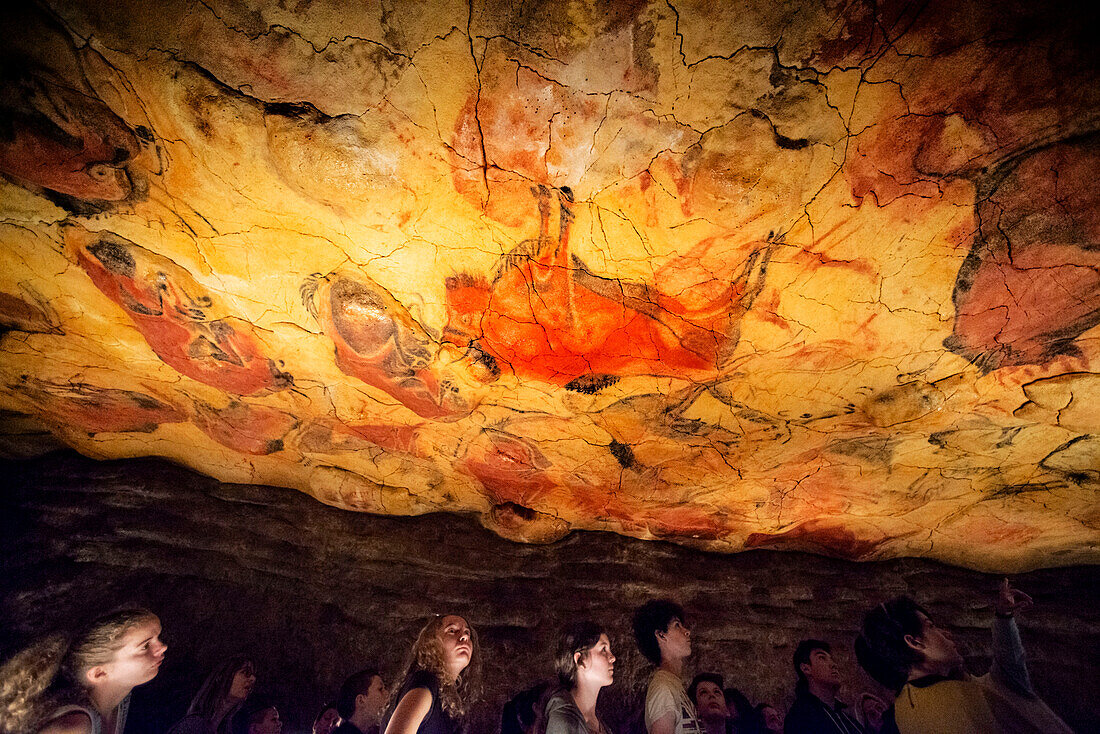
[0,634,70,733]
[0,608,158,733]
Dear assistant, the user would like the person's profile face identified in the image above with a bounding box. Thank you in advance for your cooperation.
[577,633,615,688]
[911,612,963,673]
[861,697,887,728]
[250,708,281,734]
[229,663,256,701]
[361,674,388,721]
[659,617,691,659]
[95,618,166,689]
[762,705,782,731]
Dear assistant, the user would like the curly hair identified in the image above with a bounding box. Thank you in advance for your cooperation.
[855,597,929,692]
[0,608,158,734]
[385,615,482,722]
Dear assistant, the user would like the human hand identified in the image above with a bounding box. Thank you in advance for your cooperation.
[995,577,1033,617]
[860,693,888,730]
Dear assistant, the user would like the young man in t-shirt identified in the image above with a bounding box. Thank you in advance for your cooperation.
[855,579,1072,734]
[633,599,703,734]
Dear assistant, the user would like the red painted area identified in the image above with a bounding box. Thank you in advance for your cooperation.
[0,75,138,201]
[17,378,185,434]
[950,515,1041,546]
[450,65,605,226]
[846,116,946,207]
[461,429,557,507]
[745,518,885,560]
[191,400,299,455]
[444,189,777,385]
[946,138,1100,371]
[0,291,59,334]
[304,272,476,421]
[642,504,726,540]
[297,417,422,456]
[71,232,291,395]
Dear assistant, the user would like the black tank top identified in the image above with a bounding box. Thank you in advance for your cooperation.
[386,670,459,734]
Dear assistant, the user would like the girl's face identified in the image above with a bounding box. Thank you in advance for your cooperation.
[97,618,167,689]
[228,663,257,702]
[313,708,339,734]
[437,615,473,680]
[577,633,615,688]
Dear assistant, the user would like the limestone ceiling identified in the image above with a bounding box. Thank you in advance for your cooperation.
[1,0,1098,572]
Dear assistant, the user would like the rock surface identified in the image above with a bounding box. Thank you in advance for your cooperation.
[1,452,1097,733]
[1,0,1099,570]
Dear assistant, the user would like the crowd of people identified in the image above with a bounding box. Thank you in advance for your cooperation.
[0,580,1076,734]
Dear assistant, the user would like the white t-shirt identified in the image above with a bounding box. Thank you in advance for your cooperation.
[644,669,702,734]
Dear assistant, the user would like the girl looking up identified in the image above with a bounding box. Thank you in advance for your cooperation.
[382,615,481,734]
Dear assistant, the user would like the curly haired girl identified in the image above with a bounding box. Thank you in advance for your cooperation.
[0,608,165,734]
[382,615,482,734]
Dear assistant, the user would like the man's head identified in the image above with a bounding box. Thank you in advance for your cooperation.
[855,596,963,690]
[336,668,387,723]
[689,673,727,722]
[793,640,841,692]
[632,599,689,665]
[243,705,281,734]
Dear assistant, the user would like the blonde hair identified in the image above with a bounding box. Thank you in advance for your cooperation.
[386,615,482,721]
[0,608,158,733]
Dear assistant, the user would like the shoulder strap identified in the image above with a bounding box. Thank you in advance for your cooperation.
[41,705,101,734]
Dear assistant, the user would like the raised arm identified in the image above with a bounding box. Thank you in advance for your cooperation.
[383,687,433,734]
[990,578,1034,696]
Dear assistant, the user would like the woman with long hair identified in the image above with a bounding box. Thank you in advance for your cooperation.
[544,622,615,734]
[382,615,481,734]
[0,608,166,734]
[167,655,256,734]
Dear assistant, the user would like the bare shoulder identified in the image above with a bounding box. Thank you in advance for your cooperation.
[384,687,433,734]
[38,712,95,734]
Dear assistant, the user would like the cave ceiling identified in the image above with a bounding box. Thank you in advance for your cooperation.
[1,0,1098,572]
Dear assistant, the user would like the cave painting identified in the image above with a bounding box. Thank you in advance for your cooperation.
[67,226,292,395]
[191,399,300,456]
[295,416,423,457]
[460,415,730,544]
[8,376,185,434]
[0,68,139,207]
[1,0,1099,572]
[945,135,1100,372]
[460,428,556,508]
[0,286,62,335]
[444,185,781,388]
[302,270,487,420]
[0,6,141,210]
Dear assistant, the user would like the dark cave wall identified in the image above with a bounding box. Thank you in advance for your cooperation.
[2,453,1098,734]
